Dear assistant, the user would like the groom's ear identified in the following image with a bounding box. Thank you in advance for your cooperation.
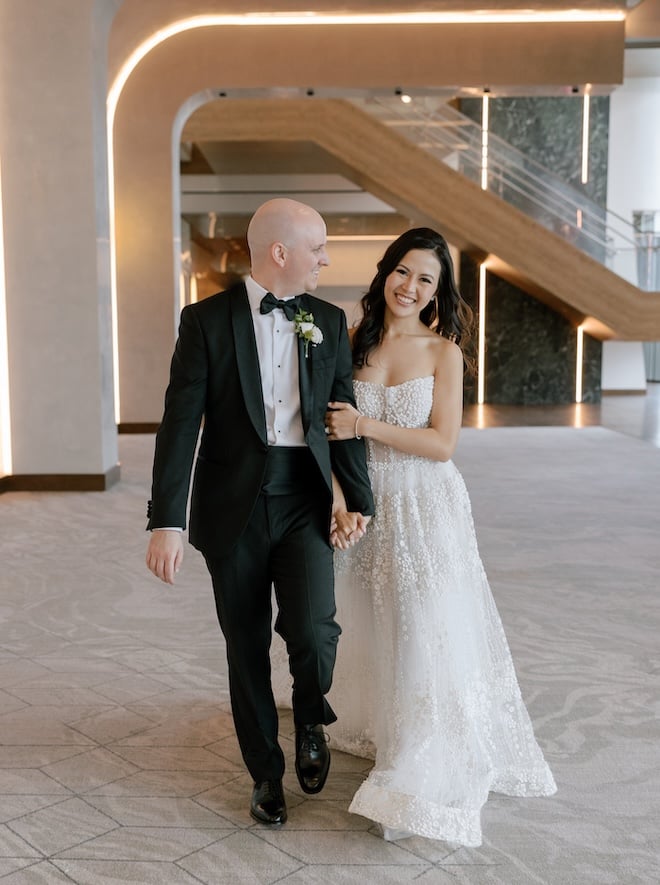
[271,242,287,268]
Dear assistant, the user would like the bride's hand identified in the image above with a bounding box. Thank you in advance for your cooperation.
[326,401,361,441]
[331,509,367,550]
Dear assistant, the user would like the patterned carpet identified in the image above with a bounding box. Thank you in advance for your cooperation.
[0,428,658,884]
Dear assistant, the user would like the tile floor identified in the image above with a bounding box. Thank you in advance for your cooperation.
[463,382,660,449]
[1,390,659,883]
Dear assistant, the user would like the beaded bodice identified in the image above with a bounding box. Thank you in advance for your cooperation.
[354,376,434,469]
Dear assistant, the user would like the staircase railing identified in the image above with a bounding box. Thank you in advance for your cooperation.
[352,96,655,291]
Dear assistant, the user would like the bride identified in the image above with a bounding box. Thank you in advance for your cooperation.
[324,227,556,847]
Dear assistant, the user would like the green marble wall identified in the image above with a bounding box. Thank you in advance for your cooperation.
[460,255,601,406]
[461,96,609,205]
[458,96,606,404]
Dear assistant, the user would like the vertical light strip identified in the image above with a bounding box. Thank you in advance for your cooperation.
[481,94,490,191]
[0,155,12,475]
[475,404,486,429]
[477,262,487,405]
[581,93,590,184]
[107,135,121,423]
[575,323,585,403]
[178,271,187,312]
[190,274,198,304]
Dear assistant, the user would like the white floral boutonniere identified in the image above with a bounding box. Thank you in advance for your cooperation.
[293,307,323,357]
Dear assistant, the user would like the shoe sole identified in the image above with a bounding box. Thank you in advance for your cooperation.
[250,809,287,825]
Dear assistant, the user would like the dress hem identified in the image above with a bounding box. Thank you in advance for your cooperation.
[348,765,557,846]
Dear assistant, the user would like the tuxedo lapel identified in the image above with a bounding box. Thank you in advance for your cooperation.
[230,286,268,445]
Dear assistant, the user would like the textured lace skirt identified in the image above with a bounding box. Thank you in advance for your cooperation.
[329,454,556,846]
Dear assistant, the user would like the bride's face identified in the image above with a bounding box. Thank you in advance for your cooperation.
[383,249,441,319]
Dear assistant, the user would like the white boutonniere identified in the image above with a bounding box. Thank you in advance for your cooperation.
[293,308,323,357]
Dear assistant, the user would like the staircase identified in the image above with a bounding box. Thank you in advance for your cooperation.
[182,97,660,340]
[353,96,643,284]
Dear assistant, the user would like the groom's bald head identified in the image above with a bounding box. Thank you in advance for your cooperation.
[247,199,329,298]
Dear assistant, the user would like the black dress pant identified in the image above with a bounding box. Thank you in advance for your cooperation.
[205,448,339,783]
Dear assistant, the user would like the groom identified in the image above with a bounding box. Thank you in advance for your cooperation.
[146,199,374,825]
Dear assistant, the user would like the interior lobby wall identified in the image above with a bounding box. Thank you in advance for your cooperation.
[0,0,118,486]
[606,49,660,387]
[110,9,626,424]
[0,0,639,484]
[608,70,660,255]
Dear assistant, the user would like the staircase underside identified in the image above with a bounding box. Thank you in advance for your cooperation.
[183,98,660,341]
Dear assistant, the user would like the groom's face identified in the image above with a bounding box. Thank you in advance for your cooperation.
[282,218,330,294]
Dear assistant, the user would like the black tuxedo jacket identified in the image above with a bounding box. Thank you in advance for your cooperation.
[147,283,374,556]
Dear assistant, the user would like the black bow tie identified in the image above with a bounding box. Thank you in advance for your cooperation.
[259,292,301,321]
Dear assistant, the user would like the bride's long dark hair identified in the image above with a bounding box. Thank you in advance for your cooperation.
[351,228,475,371]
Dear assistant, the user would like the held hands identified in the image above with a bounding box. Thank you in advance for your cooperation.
[329,461,370,550]
[146,530,184,585]
[325,401,362,441]
[330,510,371,550]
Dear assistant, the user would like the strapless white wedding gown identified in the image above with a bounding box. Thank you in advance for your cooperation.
[326,376,556,846]
[271,375,555,844]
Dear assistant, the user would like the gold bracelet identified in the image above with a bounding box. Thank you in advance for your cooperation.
[354,414,363,440]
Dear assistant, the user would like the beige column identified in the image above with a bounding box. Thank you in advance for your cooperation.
[0,0,119,489]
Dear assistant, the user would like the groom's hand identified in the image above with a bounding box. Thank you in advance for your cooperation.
[146,530,184,585]
[331,511,370,550]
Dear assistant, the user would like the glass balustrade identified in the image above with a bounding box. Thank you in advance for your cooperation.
[352,95,653,292]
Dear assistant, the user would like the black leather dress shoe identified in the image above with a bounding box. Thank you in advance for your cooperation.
[250,780,287,825]
[295,724,330,794]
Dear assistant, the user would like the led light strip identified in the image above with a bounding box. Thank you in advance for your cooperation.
[107,145,120,422]
[0,154,12,474]
[477,262,487,405]
[581,93,591,184]
[481,94,490,191]
[575,323,585,403]
[107,10,625,123]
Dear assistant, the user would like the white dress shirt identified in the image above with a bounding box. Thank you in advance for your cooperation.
[246,276,305,447]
